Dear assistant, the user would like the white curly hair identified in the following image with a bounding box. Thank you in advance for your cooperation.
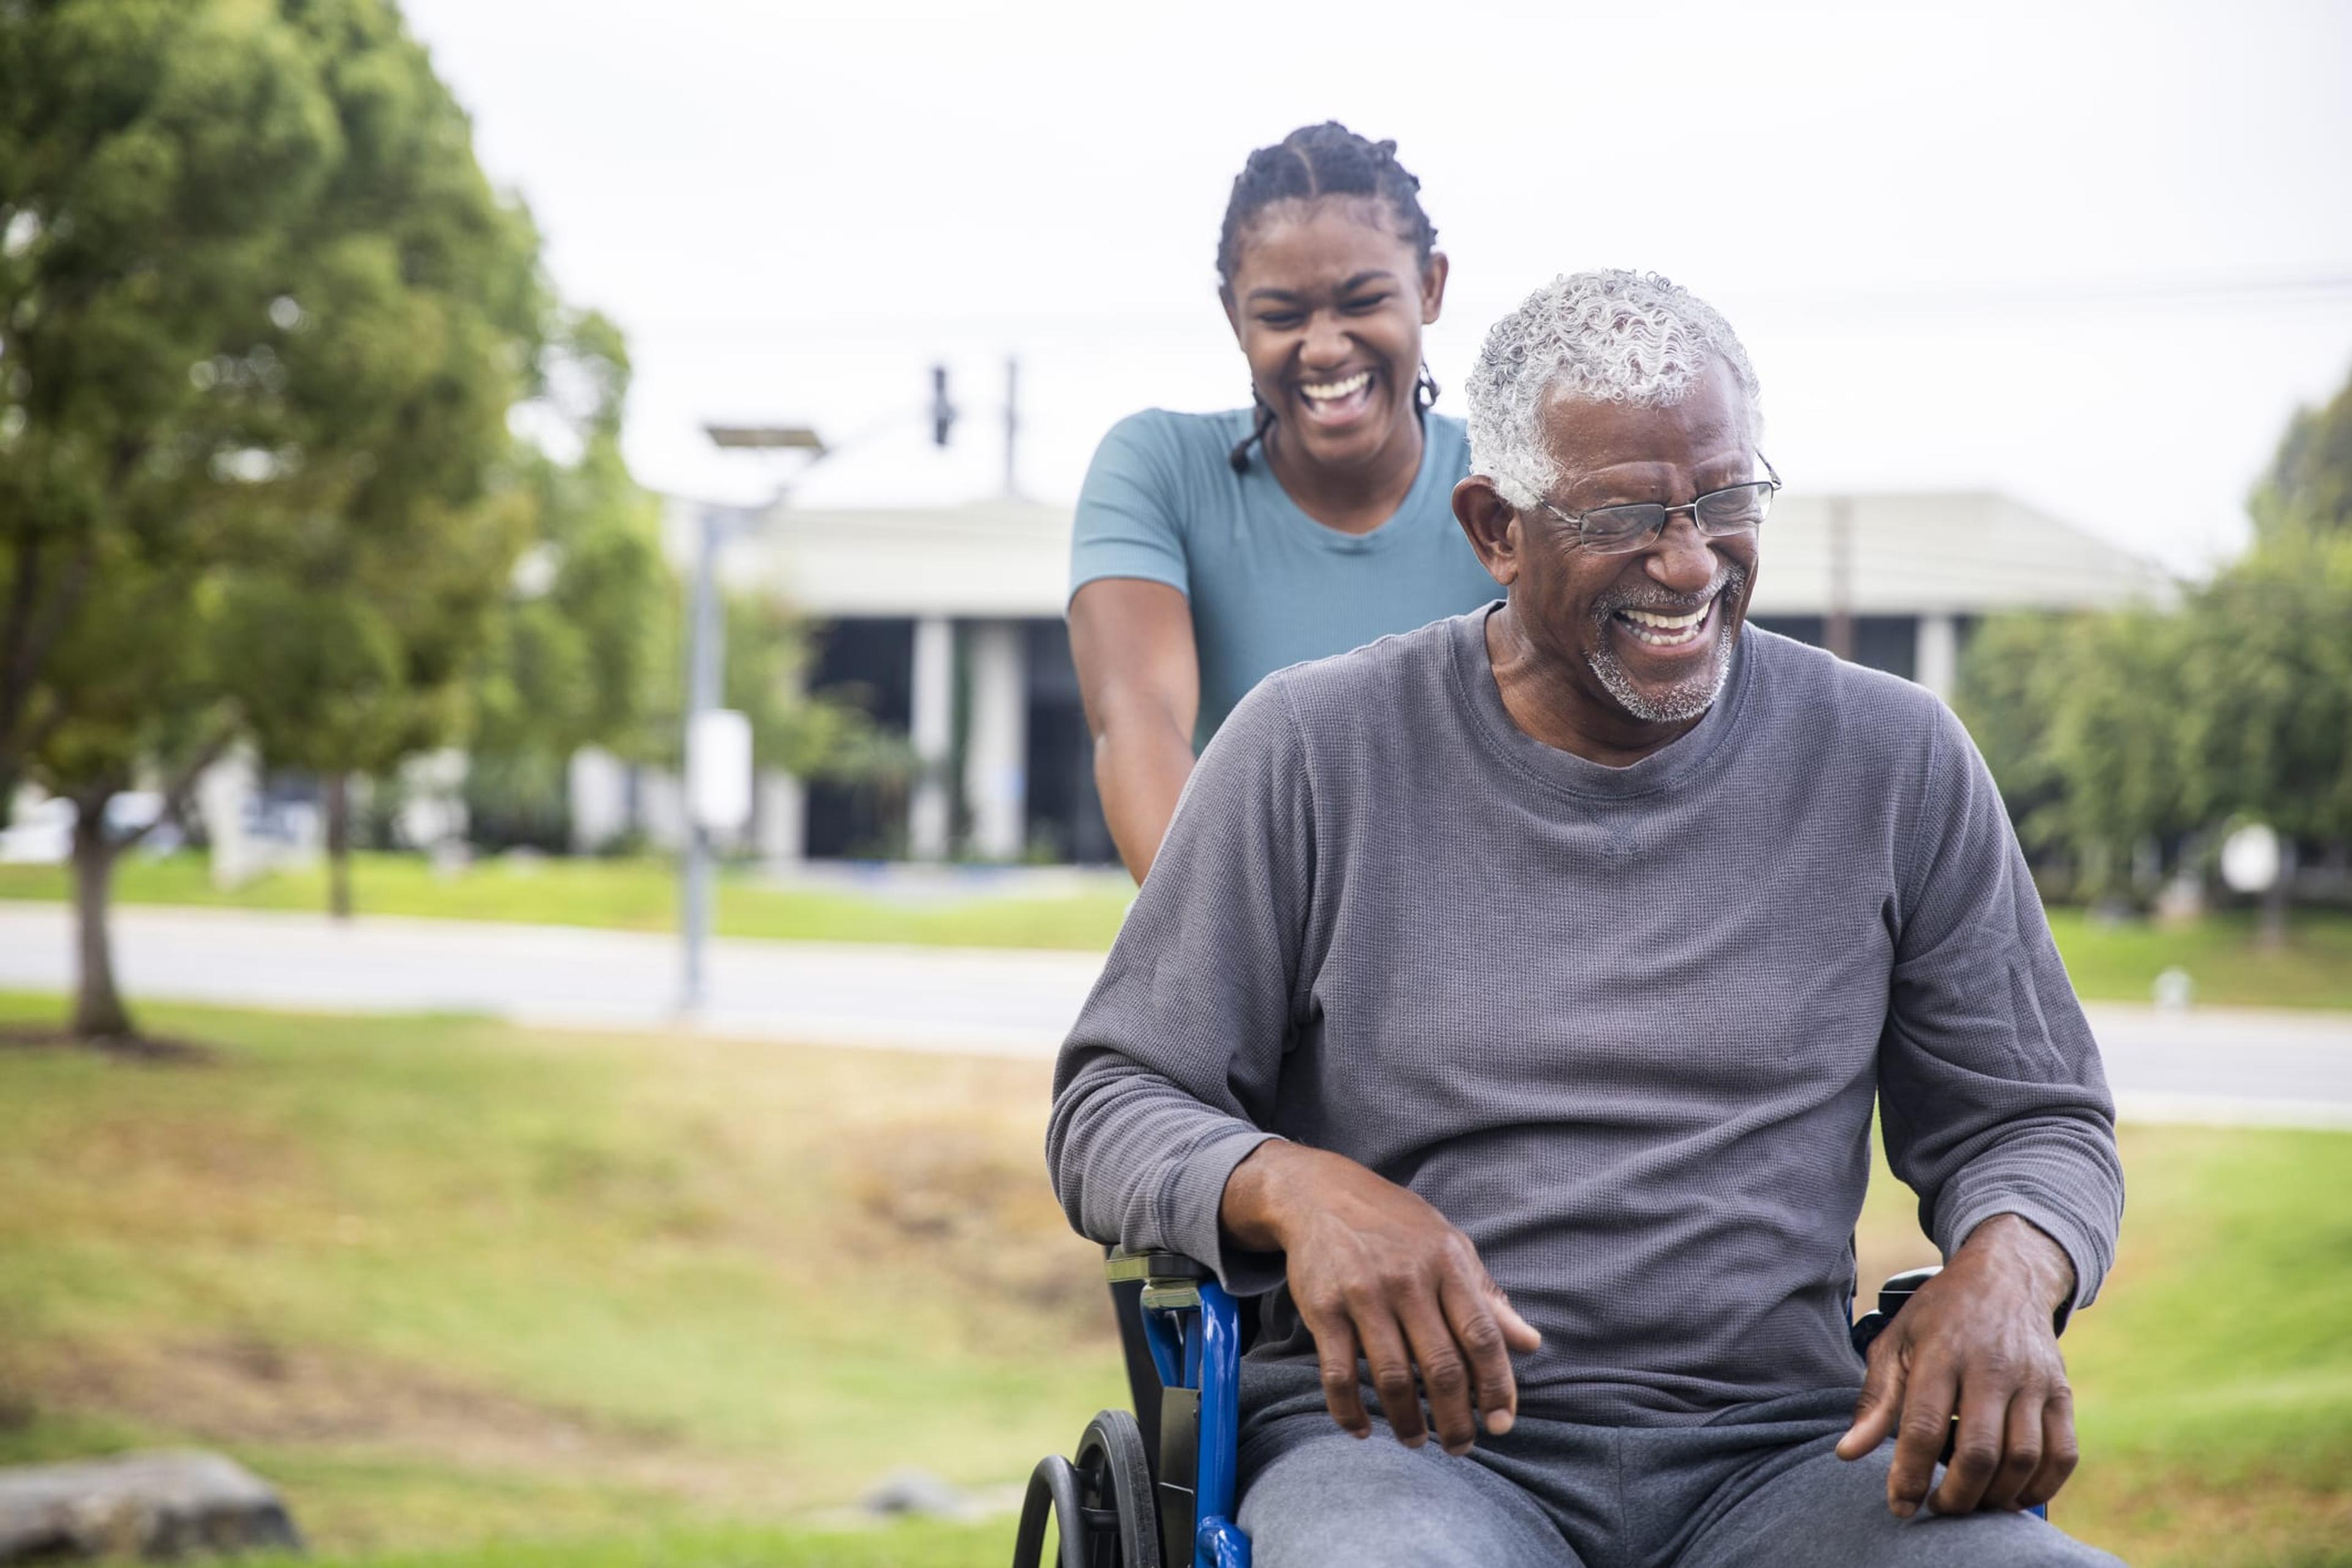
[1465,270,1762,510]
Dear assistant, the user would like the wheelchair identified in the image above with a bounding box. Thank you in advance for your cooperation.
[1013,1253,2029,1568]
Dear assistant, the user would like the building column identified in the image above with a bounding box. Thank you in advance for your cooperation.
[908,614,955,861]
[568,747,630,853]
[1914,612,1959,699]
[963,620,1028,861]
[755,770,805,865]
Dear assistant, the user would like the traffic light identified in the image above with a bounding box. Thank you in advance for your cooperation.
[931,364,956,447]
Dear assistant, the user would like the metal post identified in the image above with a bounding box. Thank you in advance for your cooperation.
[1825,496,1855,661]
[1004,355,1020,497]
[690,420,821,1012]
[680,506,726,1014]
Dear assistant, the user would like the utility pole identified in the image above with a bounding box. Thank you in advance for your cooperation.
[686,424,824,1016]
[1003,355,1020,498]
[680,505,725,1012]
[1825,495,1856,661]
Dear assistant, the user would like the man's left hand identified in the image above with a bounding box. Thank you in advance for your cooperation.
[1834,1214,2080,1517]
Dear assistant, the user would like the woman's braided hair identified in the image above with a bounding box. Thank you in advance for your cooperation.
[1216,122,1441,473]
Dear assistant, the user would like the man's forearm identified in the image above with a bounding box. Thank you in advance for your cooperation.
[1219,1137,1314,1251]
[1093,717,1195,883]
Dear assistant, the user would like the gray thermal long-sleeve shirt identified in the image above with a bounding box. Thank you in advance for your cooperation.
[1047,608,2123,1426]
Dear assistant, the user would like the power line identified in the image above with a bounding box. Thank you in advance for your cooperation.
[627,266,2352,344]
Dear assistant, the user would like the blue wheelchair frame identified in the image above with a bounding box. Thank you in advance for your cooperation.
[1016,1254,2044,1568]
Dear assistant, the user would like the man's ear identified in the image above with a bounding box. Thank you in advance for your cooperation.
[1420,251,1450,325]
[1453,475,1520,587]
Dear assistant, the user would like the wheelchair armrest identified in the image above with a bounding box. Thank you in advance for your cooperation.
[1106,1249,1213,1287]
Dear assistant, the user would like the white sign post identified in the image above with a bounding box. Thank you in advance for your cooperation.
[2220,823,2282,895]
[688,709,754,836]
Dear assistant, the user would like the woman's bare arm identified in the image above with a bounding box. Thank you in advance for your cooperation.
[1069,578,1199,883]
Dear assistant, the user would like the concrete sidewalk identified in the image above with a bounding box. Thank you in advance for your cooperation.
[3,903,2348,1128]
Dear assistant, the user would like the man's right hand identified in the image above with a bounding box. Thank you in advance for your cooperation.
[1220,1141,1541,1455]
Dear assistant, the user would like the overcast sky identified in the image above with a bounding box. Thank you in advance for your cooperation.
[399,0,2352,576]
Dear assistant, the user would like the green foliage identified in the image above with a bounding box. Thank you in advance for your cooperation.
[0,0,546,780]
[469,312,671,772]
[2177,525,2352,844]
[1957,608,2196,894]
[1959,362,2352,902]
[721,592,908,786]
[2250,361,2352,541]
[0,0,568,1016]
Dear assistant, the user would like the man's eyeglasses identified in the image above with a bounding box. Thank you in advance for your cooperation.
[1534,453,1782,556]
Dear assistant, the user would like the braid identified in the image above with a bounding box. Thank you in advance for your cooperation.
[1216,121,1439,296]
[1217,123,1440,472]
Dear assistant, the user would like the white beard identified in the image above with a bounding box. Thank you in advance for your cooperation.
[1584,565,1746,723]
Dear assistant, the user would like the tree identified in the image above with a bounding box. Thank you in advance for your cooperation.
[1,1,344,781]
[2185,361,2352,940]
[1,0,540,1033]
[464,312,673,849]
[1954,614,2073,858]
[1958,609,2194,902]
[2249,361,2352,542]
[2177,526,2352,941]
[20,546,236,1036]
[1961,363,2352,935]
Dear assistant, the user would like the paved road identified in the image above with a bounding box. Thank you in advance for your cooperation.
[4,904,2348,1128]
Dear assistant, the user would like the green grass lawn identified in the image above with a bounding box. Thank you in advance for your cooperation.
[0,852,1139,952]
[6,850,2352,1010]
[0,996,1125,1564]
[2,998,2347,1567]
[2043,905,2352,1011]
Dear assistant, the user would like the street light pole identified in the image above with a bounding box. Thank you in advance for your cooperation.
[680,503,726,1014]
[683,424,824,1017]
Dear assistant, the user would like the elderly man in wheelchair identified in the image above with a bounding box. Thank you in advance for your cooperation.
[1028,271,2126,1568]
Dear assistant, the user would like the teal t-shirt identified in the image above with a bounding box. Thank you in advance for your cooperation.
[1069,407,1498,746]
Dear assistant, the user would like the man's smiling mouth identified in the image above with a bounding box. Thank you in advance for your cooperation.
[1615,595,1717,649]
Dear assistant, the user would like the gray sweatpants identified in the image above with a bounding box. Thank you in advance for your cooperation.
[1237,1373,2125,1568]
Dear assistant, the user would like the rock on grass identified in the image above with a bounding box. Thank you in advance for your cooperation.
[0,1451,301,1562]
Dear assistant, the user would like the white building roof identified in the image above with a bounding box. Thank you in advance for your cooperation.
[668,496,1071,619]
[1744,491,2177,617]
[663,489,2176,621]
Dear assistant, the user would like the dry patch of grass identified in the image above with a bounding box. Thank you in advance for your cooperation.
[0,998,1126,1554]
[2060,1464,2352,1568]
[4,1335,639,1457]
[0,1026,216,1063]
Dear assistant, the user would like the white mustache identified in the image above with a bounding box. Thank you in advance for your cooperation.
[1591,563,1747,620]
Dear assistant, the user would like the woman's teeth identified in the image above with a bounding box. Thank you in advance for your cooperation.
[1616,600,1714,647]
[1300,370,1371,404]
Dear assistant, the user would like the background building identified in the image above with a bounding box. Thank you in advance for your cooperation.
[570,490,2175,866]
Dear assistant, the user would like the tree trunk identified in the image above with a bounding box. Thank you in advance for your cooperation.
[325,771,352,921]
[2256,840,2296,951]
[70,797,135,1039]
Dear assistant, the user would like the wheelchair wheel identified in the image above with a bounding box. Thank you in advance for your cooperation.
[1012,1408,1160,1568]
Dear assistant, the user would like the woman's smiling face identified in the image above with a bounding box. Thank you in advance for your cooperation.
[1223,195,1447,475]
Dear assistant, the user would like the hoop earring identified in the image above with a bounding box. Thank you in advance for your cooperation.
[1415,362,1440,415]
[1228,388,1277,474]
